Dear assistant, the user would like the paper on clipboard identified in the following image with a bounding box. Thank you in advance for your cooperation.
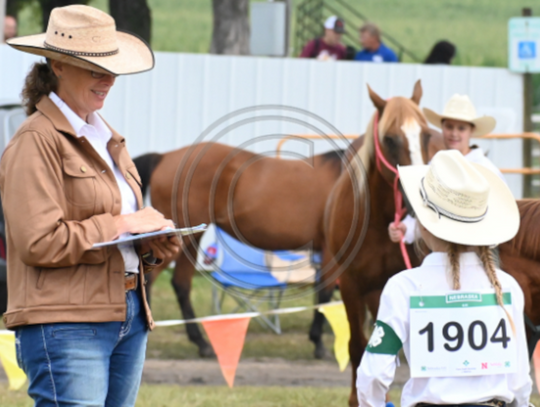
[92,223,207,249]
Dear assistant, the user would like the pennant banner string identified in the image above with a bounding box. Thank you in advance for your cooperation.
[152,301,344,327]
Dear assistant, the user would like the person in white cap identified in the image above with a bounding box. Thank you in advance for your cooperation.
[389,94,505,244]
[357,150,531,407]
[2,5,181,406]
[300,15,347,61]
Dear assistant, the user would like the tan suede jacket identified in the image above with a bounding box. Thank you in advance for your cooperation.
[0,96,155,330]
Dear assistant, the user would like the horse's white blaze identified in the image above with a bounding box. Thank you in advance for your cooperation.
[401,117,423,165]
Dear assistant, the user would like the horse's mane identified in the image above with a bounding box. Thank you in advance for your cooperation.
[352,97,426,178]
[506,199,540,260]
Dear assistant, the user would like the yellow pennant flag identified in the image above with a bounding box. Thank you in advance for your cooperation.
[0,332,26,390]
[320,303,350,371]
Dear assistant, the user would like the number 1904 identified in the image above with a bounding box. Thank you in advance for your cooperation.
[419,319,510,352]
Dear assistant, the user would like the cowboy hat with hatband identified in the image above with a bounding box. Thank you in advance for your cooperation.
[423,94,496,137]
[398,150,518,247]
[7,5,153,76]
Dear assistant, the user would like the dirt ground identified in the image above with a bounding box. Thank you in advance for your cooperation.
[141,358,410,387]
[1,357,537,393]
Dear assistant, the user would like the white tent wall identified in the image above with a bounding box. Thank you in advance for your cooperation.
[0,44,524,197]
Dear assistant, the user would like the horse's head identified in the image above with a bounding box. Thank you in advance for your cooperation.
[366,80,432,170]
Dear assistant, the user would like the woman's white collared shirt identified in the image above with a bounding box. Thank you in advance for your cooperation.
[356,252,531,407]
[49,92,139,273]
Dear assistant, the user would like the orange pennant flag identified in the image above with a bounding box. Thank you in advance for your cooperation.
[202,317,251,388]
[533,341,540,392]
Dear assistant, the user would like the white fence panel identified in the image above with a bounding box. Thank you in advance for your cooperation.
[0,45,525,196]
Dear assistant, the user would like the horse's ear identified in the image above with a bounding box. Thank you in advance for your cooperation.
[367,84,387,113]
[411,80,422,105]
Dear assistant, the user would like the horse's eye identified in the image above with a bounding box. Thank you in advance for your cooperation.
[384,136,397,150]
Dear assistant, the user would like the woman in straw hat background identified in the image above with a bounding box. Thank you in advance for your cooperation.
[357,150,531,407]
[389,94,505,244]
[1,5,181,406]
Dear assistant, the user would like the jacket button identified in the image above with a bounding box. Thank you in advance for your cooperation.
[81,166,87,173]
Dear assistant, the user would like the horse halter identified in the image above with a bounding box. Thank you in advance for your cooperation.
[419,177,488,223]
[372,108,412,269]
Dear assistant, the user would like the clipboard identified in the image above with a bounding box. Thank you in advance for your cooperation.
[92,223,207,249]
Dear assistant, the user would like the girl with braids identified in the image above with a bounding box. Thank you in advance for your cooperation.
[357,150,531,407]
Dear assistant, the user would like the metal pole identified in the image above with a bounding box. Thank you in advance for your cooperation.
[0,0,6,44]
[522,7,533,197]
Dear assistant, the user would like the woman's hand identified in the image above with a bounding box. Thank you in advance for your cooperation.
[114,207,182,261]
[145,232,182,260]
[388,222,406,243]
[113,207,174,237]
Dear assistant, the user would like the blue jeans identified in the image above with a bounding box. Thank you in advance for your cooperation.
[15,290,148,407]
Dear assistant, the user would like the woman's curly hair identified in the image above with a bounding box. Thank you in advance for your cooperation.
[21,60,58,116]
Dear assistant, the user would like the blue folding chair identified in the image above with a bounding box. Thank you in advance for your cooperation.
[204,227,289,334]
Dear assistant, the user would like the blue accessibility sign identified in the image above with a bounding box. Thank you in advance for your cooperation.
[518,41,536,59]
[509,17,540,72]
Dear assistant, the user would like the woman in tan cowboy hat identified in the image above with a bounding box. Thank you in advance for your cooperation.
[1,5,181,406]
[357,150,531,407]
[389,94,505,244]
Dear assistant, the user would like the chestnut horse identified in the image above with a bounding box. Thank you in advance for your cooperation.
[498,200,540,356]
[324,87,435,406]
[136,137,361,357]
[133,81,440,359]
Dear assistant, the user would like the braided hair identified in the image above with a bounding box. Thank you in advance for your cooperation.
[447,243,515,332]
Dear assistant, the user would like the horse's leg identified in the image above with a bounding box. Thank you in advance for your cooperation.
[171,238,215,358]
[340,273,368,407]
[309,248,336,359]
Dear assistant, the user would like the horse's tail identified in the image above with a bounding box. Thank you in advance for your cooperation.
[133,153,164,199]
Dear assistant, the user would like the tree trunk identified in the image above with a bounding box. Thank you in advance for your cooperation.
[210,0,249,55]
[109,0,151,44]
[38,0,90,31]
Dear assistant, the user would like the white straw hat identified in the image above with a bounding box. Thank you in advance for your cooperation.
[398,150,519,246]
[423,94,496,137]
[6,5,154,76]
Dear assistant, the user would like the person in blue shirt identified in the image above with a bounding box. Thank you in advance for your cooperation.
[354,22,398,63]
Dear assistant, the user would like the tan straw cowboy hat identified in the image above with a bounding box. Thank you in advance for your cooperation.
[7,5,154,76]
[399,150,518,246]
[423,94,496,137]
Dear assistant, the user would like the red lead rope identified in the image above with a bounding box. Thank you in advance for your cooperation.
[372,110,413,269]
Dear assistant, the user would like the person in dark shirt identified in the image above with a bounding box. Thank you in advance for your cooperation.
[424,40,456,64]
[300,16,347,61]
[354,22,398,63]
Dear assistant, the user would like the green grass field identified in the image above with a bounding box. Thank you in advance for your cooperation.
[1,384,539,407]
[12,0,537,66]
[13,0,540,103]
[147,269,337,360]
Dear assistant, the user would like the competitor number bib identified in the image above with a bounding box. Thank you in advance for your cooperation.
[409,291,517,378]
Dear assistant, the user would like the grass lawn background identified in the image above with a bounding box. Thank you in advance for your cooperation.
[12,0,539,67]
[13,0,540,104]
[1,385,539,407]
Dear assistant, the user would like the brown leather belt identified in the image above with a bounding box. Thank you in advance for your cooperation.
[125,273,138,292]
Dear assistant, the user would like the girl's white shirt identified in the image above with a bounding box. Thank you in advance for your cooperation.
[356,252,531,407]
[402,147,506,244]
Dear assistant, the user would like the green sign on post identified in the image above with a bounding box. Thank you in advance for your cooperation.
[508,17,540,73]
